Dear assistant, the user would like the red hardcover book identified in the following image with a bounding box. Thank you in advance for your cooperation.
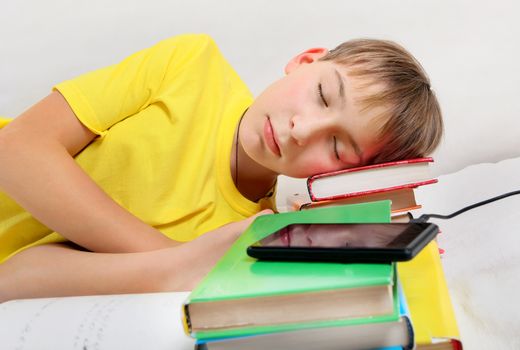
[307,157,437,202]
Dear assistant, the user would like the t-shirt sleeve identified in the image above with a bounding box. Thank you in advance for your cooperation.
[53,34,217,135]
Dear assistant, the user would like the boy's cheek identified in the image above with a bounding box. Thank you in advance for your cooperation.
[283,158,334,178]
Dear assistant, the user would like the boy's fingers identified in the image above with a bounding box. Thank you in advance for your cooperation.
[206,209,275,238]
[232,209,274,233]
[243,209,274,224]
[252,209,274,218]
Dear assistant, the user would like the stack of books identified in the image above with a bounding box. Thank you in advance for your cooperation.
[183,158,464,349]
[287,158,438,222]
[182,202,416,350]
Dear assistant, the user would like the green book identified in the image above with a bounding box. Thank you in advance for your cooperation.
[183,201,396,340]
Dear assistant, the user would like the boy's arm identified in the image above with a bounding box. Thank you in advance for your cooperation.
[0,210,270,302]
[0,91,176,253]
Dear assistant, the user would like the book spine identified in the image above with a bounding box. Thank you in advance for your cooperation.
[182,303,193,336]
[308,157,433,181]
[397,280,414,350]
[397,241,462,348]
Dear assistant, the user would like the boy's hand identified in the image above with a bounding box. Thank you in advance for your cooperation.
[163,209,274,290]
[211,209,274,240]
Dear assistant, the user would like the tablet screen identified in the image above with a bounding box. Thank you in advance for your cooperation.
[255,223,426,249]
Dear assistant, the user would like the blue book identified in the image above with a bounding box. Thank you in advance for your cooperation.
[374,281,414,350]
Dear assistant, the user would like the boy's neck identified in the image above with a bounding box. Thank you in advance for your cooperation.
[230,125,278,203]
[235,172,277,203]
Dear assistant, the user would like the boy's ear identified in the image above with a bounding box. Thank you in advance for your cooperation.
[284,47,329,74]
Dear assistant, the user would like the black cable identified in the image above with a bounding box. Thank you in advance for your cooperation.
[412,190,520,223]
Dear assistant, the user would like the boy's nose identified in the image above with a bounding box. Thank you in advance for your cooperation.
[289,114,329,146]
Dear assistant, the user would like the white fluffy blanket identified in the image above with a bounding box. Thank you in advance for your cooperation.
[415,157,520,349]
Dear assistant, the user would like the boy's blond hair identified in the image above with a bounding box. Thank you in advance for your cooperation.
[320,39,443,163]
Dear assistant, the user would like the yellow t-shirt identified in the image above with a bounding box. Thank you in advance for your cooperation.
[0,117,8,128]
[0,34,274,263]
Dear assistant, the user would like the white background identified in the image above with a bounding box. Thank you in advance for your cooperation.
[2,0,520,202]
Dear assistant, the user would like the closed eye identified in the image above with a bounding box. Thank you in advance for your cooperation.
[333,136,340,160]
[318,83,328,107]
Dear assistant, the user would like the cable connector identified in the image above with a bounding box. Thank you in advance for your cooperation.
[410,214,430,223]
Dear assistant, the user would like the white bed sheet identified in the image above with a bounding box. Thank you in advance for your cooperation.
[414,157,520,349]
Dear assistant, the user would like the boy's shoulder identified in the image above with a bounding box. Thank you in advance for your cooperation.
[160,33,219,53]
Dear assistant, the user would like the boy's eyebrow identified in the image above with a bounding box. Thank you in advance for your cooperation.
[334,69,346,108]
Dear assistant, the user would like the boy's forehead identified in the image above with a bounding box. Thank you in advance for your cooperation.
[314,61,391,125]
[327,63,388,110]
[335,63,384,91]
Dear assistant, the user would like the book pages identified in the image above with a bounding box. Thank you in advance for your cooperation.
[0,292,194,350]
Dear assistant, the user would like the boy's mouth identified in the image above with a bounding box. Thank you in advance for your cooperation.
[264,116,281,157]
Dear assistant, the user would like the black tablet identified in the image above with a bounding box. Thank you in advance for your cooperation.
[247,222,438,263]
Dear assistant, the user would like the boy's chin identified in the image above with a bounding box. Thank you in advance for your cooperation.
[276,168,310,179]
